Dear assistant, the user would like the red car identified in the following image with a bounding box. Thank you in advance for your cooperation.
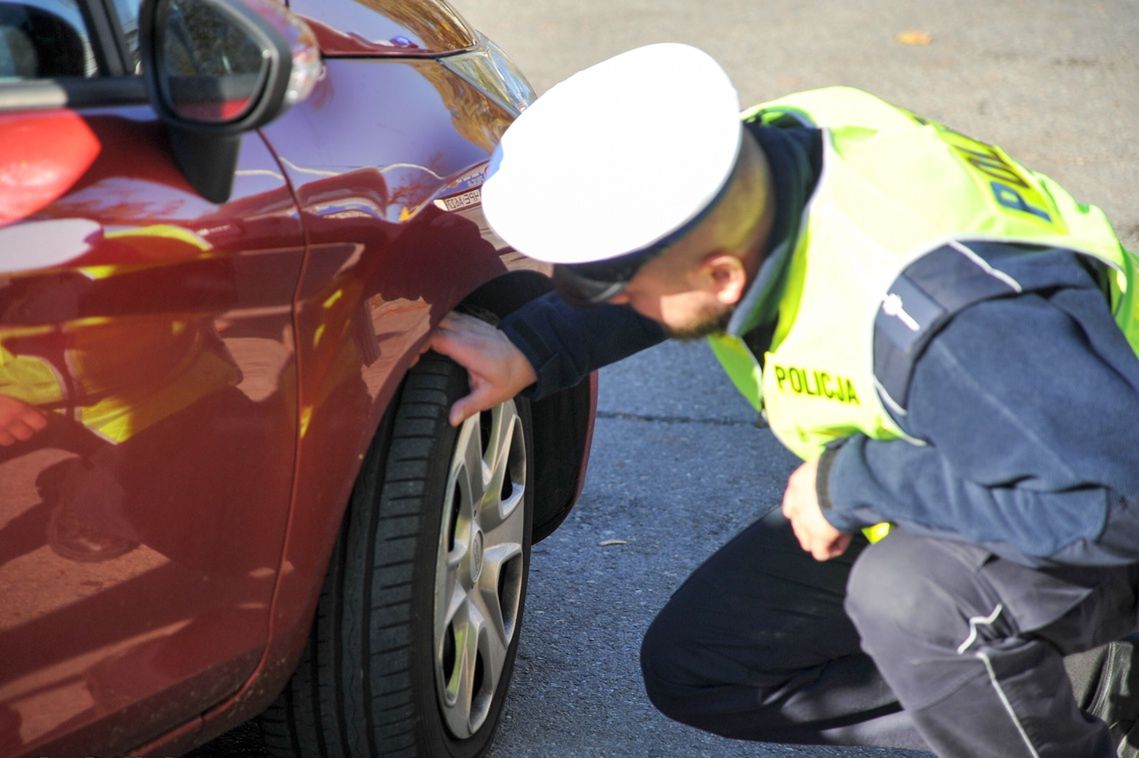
[0,1,596,756]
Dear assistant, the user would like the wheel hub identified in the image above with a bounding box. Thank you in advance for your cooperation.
[470,528,484,581]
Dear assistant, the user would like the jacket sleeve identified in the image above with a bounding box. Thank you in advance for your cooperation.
[499,291,667,400]
[820,265,1139,567]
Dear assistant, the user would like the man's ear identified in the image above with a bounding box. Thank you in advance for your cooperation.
[700,254,748,305]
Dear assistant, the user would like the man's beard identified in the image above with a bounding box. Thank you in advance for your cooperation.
[665,301,734,341]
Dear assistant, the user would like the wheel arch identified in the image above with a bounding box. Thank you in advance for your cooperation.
[456,270,597,542]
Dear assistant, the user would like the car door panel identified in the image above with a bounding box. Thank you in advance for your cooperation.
[0,106,305,758]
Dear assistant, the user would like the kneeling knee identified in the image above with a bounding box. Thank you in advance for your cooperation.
[639,613,692,719]
[640,610,792,740]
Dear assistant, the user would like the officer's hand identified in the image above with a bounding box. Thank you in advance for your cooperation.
[0,394,47,446]
[781,459,851,561]
[427,311,538,426]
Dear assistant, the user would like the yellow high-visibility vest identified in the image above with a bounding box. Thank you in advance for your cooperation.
[709,87,1136,541]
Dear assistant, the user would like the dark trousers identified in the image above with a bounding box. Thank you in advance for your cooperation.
[639,506,1139,757]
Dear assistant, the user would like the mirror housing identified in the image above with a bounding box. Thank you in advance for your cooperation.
[140,0,321,201]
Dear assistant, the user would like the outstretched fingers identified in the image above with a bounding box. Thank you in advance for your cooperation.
[427,311,538,426]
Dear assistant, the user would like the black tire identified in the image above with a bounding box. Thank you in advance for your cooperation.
[260,353,533,757]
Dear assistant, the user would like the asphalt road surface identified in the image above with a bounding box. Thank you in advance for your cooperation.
[197,1,1137,756]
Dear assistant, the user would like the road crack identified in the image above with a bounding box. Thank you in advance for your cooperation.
[597,409,755,427]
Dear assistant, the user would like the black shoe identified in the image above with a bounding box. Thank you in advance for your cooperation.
[48,503,137,563]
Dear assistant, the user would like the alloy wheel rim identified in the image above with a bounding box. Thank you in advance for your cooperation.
[433,400,527,738]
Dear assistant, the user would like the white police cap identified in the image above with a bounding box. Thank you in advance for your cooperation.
[482,43,742,265]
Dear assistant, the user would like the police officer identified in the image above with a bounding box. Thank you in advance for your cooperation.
[428,44,1139,757]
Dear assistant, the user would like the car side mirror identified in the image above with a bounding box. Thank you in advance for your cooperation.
[140,0,321,202]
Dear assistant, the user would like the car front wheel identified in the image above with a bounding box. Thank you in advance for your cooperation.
[260,352,532,757]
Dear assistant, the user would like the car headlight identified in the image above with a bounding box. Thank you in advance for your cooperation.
[439,34,537,117]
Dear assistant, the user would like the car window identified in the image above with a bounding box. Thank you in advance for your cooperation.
[0,0,97,79]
